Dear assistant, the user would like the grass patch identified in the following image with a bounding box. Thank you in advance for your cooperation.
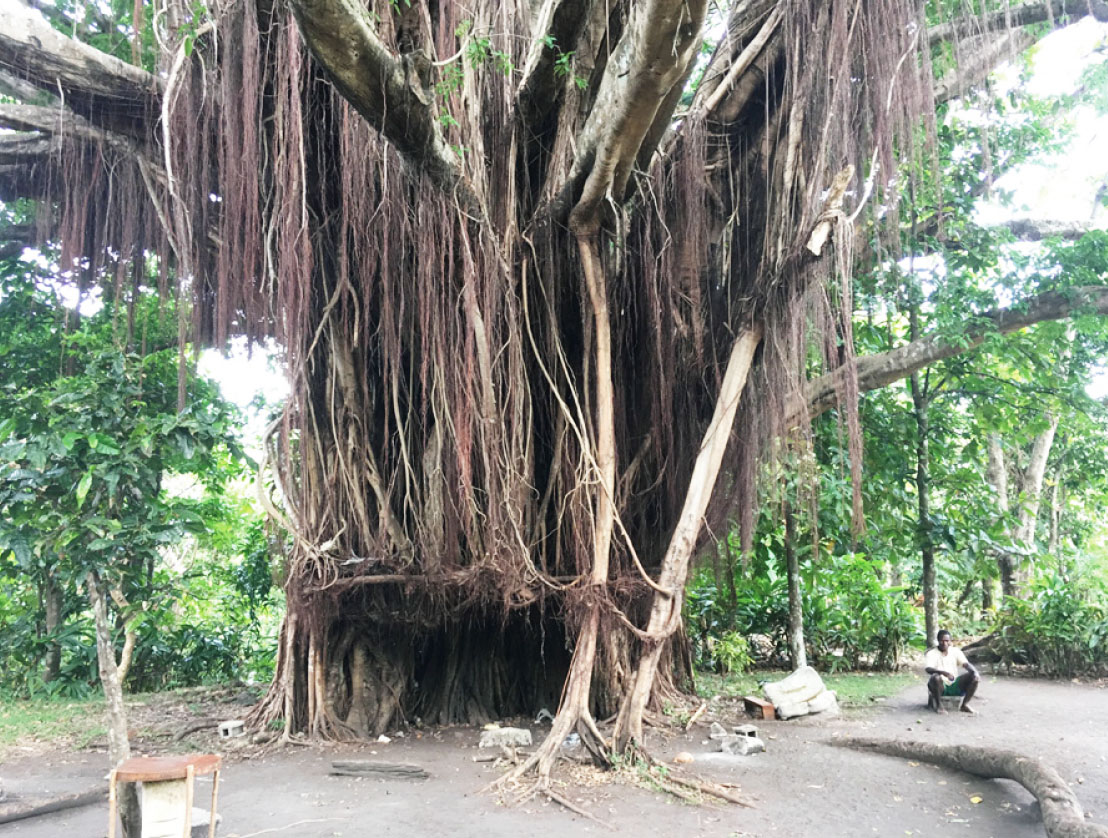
[696,668,917,706]
[0,695,103,756]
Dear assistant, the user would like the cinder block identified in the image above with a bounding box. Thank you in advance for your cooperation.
[218,720,245,739]
[718,734,766,756]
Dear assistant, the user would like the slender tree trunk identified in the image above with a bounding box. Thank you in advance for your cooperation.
[1048,465,1063,559]
[1013,415,1060,587]
[908,307,937,647]
[784,500,806,669]
[42,571,62,683]
[88,572,139,837]
[986,434,1017,599]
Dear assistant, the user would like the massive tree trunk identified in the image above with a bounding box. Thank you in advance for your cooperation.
[2,0,1108,782]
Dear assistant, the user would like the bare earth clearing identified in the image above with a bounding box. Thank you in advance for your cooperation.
[2,675,1105,838]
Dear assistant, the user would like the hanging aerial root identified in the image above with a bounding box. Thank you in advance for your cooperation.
[831,738,1108,838]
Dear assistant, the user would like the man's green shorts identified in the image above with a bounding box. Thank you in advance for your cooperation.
[942,680,964,697]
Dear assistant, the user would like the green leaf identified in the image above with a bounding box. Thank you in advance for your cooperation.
[76,471,93,508]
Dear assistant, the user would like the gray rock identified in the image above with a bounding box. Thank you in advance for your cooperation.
[478,727,532,748]
[708,722,729,740]
[190,806,221,838]
[718,734,766,756]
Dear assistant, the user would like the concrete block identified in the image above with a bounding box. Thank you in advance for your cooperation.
[732,724,758,737]
[218,720,245,739]
[718,734,766,756]
[478,727,532,748]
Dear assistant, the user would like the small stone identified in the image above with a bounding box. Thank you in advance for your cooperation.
[718,734,766,756]
[478,727,532,748]
[377,734,391,743]
[673,752,694,765]
[708,722,729,740]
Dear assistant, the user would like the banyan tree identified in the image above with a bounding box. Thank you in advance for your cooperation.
[3,0,1106,776]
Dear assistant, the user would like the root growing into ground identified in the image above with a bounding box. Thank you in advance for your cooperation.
[833,737,1108,838]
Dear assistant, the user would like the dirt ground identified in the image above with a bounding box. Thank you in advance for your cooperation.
[2,673,1106,838]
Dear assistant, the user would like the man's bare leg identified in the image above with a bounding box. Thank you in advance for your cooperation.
[927,674,946,713]
[955,671,980,713]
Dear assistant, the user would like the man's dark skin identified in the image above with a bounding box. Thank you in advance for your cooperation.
[925,630,980,714]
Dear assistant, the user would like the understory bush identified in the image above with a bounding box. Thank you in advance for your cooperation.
[685,552,919,671]
[991,573,1108,677]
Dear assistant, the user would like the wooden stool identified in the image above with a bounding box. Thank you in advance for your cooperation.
[108,754,221,838]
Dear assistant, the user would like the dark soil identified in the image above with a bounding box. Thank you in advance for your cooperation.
[2,673,1105,837]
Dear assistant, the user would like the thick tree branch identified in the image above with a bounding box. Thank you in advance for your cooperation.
[0,103,147,159]
[562,0,709,225]
[515,0,593,130]
[0,0,160,137]
[0,67,54,104]
[933,30,1036,105]
[1002,218,1101,241]
[803,286,1108,420]
[288,0,476,207]
[0,130,56,164]
[928,0,1108,48]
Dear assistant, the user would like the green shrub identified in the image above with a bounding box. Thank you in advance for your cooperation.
[713,631,753,674]
[684,552,919,672]
[992,573,1108,677]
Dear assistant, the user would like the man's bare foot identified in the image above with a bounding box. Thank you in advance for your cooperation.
[960,704,976,715]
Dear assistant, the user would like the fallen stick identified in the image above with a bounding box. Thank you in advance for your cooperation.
[684,701,708,731]
[0,789,106,825]
[542,787,616,831]
[832,738,1108,838]
[330,760,429,780]
[668,774,755,808]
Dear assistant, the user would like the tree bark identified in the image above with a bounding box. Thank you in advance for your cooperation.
[784,499,806,670]
[986,433,1014,601]
[834,737,1108,838]
[42,571,61,684]
[908,305,938,649]
[87,572,139,838]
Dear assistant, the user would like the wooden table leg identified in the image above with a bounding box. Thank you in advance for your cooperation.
[183,764,195,838]
[208,769,220,838]
[108,769,118,838]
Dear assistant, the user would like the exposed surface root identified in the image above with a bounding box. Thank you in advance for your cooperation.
[541,787,616,831]
[833,737,1108,838]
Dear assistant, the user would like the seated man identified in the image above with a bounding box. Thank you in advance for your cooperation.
[924,629,979,714]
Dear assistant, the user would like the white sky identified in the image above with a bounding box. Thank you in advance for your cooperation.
[976,17,1108,226]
